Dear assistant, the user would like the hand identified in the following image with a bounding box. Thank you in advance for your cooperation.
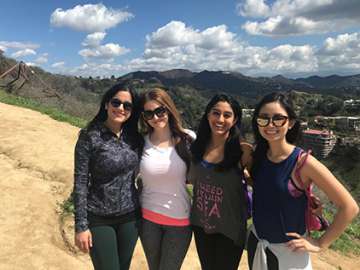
[75,229,92,253]
[286,232,322,253]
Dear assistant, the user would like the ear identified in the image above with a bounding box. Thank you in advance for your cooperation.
[289,119,295,130]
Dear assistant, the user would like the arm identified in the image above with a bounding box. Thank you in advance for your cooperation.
[73,130,93,252]
[303,155,358,248]
[239,141,254,185]
[287,154,359,252]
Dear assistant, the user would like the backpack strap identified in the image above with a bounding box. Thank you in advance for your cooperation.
[294,149,312,190]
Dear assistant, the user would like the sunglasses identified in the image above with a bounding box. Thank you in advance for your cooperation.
[256,114,288,127]
[143,106,167,121]
[109,98,133,111]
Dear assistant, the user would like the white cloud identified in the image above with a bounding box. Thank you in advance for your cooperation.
[263,44,317,73]
[50,4,134,32]
[243,15,328,36]
[51,61,65,68]
[0,41,39,50]
[321,32,360,54]
[82,32,107,47]
[146,21,236,51]
[11,49,37,58]
[51,21,360,77]
[66,62,127,77]
[199,25,237,50]
[126,21,318,76]
[236,0,270,18]
[146,21,200,48]
[145,21,237,53]
[79,43,130,61]
[79,31,129,61]
[239,0,360,36]
[318,32,360,72]
[25,62,36,66]
[35,53,48,64]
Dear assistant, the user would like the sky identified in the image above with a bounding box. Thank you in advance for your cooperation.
[1,0,360,78]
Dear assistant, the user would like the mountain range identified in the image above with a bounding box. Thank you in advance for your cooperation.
[119,69,360,97]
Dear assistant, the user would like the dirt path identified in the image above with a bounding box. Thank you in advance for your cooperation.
[0,102,358,269]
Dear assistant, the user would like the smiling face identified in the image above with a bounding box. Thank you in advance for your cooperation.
[143,100,169,131]
[207,101,237,137]
[257,101,294,143]
[105,90,132,125]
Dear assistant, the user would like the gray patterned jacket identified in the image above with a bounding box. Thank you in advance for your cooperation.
[74,122,140,232]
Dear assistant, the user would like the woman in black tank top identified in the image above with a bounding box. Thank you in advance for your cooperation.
[189,94,253,270]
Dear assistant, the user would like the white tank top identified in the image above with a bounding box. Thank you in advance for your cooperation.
[139,134,192,219]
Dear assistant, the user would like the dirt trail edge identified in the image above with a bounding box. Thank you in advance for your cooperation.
[0,102,358,270]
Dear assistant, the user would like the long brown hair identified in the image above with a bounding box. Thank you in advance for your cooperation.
[140,88,193,170]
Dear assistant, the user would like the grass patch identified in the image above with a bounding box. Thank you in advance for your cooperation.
[60,193,75,216]
[329,217,360,255]
[0,89,87,128]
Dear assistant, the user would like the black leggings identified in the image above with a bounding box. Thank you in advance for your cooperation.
[89,220,139,270]
[247,231,279,270]
[192,226,244,270]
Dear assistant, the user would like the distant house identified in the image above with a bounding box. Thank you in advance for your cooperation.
[301,129,336,158]
[315,116,360,131]
[242,108,254,118]
[299,120,308,130]
[344,99,360,109]
[348,117,360,131]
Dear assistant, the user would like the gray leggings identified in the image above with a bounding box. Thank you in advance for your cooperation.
[139,218,192,270]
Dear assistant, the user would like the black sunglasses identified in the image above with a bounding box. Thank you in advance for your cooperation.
[256,114,288,127]
[109,98,133,111]
[143,106,167,120]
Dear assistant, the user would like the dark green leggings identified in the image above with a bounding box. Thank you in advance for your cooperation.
[89,220,139,270]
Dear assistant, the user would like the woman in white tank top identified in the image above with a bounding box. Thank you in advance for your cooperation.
[138,88,195,270]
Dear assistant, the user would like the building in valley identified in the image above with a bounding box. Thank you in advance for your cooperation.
[301,129,337,158]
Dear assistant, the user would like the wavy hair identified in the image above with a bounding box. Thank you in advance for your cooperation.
[251,92,301,175]
[190,94,243,170]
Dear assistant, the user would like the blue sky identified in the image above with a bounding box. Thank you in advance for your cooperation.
[1,0,359,78]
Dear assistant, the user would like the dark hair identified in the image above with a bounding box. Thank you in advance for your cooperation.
[190,94,243,170]
[85,81,143,155]
[140,88,193,171]
[251,92,301,175]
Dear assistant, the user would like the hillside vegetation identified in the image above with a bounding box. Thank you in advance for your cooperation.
[2,53,360,126]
